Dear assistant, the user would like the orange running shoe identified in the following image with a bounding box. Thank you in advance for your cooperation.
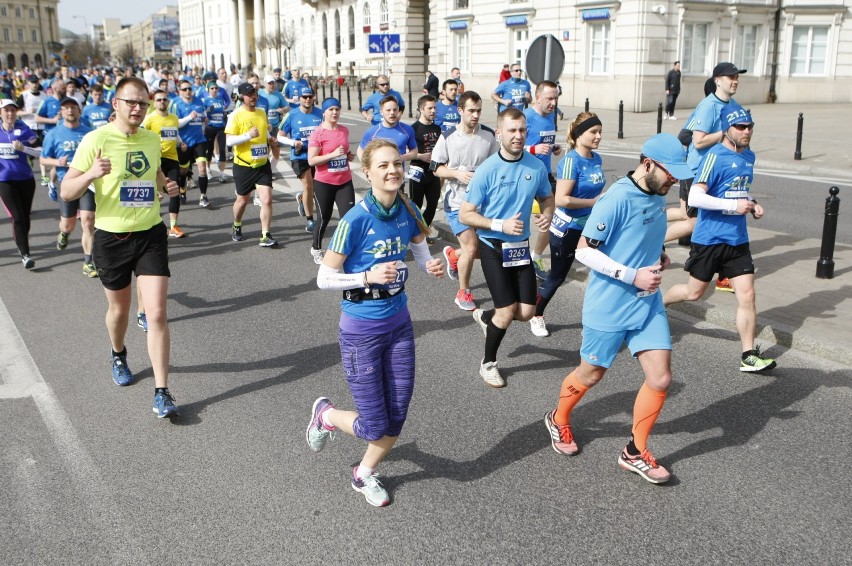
[168,226,186,238]
[618,447,671,484]
[715,277,734,293]
[544,410,579,455]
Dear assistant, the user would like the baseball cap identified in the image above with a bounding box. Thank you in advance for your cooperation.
[642,133,693,180]
[207,81,218,88]
[202,72,217,81]
[263,74,275,84]
[721,101,753,130]
[27,75,40,83]
[322,97,341,112]
[0,98,19,109]
[237,82,256,96]
[60,97,81,107]
[299,86,314,97]
[712,62,747,77]
[273,67,282,73]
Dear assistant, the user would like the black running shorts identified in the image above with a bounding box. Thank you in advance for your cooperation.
[290,158,315,179]
[233,162,273,196]
[684,242,755,283]
[58,187,96,218]
[479,238,538,308]
[93,222,170,290]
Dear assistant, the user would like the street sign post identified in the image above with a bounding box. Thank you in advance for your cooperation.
[525,34,565,84]
[367,34,401,76]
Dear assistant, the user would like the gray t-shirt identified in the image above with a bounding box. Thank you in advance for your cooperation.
[430,124,499,211]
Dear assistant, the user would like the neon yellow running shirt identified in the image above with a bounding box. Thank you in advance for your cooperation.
[142,111,180,162]
[225,106,269,168]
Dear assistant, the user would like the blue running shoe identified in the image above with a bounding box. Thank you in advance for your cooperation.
[137,312,148,332]
[153,389,179,418]
[351,467,390,507]
[306,219,316,232]
[48,182,58,202]
[111,353,133,386]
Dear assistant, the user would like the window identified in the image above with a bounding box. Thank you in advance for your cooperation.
[0,7,6,17]
[588,22,612,74]
[790,25,828,75]
[380,0,389,26]
[454,0,469,9]
[513,28,530,66]
[454,31,469,72]
[3,28,9,42]
[322,13,328,55]
[18,28,24,42]
[15,6,21,18]
[735,25,759,73]
[31,28,37,42]
[21,53,28,67]
[348,7,355,50]
[29,7,35,18]
[682,22,708,74]
[334,10,341,54]
[363,3,371,27]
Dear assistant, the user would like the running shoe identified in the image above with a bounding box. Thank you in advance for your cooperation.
[258,233,278,247]
[351,467,390,507]
[310,248,324,265]
[253,193,261,206]
[168,226,186,238]
[48,182,58,202]
[218,173,227,183]
[740,346,777,373]
[186,177,196,190]
[296,193,306,217]
[231,225,244,242]
[111,352,133,386]
[544,410,579,455]
[56,231,69,251]
[715,277,734,293]
[199,195,210,208]
[479,359,505,388]
[21,255,35,270]
[529,315,550,337]
[306,397,335,452]
[153,389,179,418]
[306,219,316,232]
[82,261,98,278]
[454,288,476,311]
[472,309,488,336]
[137,312,148,332]
[40,175,49,186]
[443,246,458,280]
[533,257,549,281]
[618,446,671,484]
[179,189,187,204]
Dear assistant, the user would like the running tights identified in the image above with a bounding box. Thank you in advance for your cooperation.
[409,171,441,226]
[312,179,355,250]
[536,228,583,316]
[0,178,36,256]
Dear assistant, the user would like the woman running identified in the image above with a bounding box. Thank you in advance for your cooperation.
[529,112,606,337]
[306,139,444,507]
[306,97,356,264]
[0,99,40,269]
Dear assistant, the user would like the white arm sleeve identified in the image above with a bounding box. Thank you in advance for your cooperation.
[688,186,738,213]
[226,133,252,147]
[409,239,432,273]
[177,114,194,128]
[20,146,41,157]
[316,264,368,291]
[276,132,296,146]
[575,247,637,285]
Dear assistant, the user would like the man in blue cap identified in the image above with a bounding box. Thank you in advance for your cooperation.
[279,86,323,231]
[664,102,775,374]
[544,133,691,485]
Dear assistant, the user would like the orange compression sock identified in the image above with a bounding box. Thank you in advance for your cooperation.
[554,370,590,426]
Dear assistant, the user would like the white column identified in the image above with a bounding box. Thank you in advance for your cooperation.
[271,0,281,69]
[230,0,240,69]
[254,0,264,69]
[238,0,250,68]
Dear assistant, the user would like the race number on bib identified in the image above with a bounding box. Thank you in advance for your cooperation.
[372,261,409,293]
[0,143,18,160]
[119,180,156,208]
[549,209,573,238]
[251,144,268,160]
[328,156,349,173]
[502,240,531,267]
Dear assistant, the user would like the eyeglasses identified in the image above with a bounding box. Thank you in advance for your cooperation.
[116,98,150,109]
[651,160,677,183]
[731,123,755,131]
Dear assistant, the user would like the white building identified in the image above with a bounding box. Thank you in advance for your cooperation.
[178,0,852,106]
[0,0,61,70]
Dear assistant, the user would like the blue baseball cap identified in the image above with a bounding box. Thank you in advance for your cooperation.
[721,101,753,130]
[299,86,314,97]
[322,97,341,112]
[642,133,693,180]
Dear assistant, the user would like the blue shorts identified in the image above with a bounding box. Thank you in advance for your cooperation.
[444,208,471,237]
[580,309,671,369]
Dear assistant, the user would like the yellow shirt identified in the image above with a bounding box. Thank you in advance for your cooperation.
[142,111,180,162]
[224,106,269,168]
[70,124,163,233]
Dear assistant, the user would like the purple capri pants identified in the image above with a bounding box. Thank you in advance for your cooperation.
[339,317,416,441]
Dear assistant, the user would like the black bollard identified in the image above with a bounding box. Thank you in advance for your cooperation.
[656,103,663,133]
[346,85,351,110]
[618,100,624,139]
[337,81,342,100]
[816,186,841,279]
[584,97,589,113]
[408,79,413,118]
[321,82,326,100]
[794,112,804,160]
[358,84,363,111]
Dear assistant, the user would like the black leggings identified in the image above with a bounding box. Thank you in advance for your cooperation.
[204,126,226,163]
[0,177,36,256]
[312,179,355,250]
[409,171,441,226]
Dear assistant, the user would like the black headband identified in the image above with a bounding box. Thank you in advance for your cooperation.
[572,116,602,139]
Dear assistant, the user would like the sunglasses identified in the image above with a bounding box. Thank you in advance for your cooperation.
[376,83,389,86]
[651,160,676,183]
[731,123,755,131]
[179,87,191,91]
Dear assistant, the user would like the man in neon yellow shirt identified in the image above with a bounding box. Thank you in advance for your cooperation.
[62,77,182,418]
[142,89,186,238]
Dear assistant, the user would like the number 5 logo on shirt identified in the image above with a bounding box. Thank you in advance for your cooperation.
[126,151,151,178]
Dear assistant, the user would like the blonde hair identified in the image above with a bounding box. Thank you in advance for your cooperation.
[361,139,430,237]
[566,111,600,149]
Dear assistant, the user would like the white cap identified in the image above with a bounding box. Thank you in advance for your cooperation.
[263,74,275,84]
[0,99,19,109]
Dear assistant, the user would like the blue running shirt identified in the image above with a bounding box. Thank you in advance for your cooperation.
[555,150,606,230]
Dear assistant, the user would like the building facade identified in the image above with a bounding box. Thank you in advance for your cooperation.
[107,7,181,67]
[0,0,61,70]
[178,0,851,105]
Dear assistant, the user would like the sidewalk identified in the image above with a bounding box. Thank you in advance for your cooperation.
[332,100,852,365]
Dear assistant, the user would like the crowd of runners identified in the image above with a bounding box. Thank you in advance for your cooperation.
[0,59,776,507]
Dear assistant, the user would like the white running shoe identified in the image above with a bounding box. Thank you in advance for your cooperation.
[479,360,505,388]
[529,316,550,337]
[310,247,324,265]
[253,193,261,206]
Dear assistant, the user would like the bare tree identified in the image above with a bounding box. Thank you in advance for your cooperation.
[262,25,296,69]
[114,43,136,67]
[64,36,106,66]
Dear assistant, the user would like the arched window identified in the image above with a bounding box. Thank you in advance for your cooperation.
[348,7,355,50]
[310,16,316,66]
[21,53,29,68]
[300,18,306,67]
[7,54,15,68]
[322,13,328,55]
[380,0,388,26]
[334,10,341,54]
[363,3,371,28]
[34,53,43,67]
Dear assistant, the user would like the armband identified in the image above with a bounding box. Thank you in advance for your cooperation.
[409,239,432,273]
[525,145,535,155]
[317,264,368,291]
[575,247,637,285]
[490,218,504,233]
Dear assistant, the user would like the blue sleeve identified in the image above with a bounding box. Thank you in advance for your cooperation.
[281,113,292,137]
[465,167,489,207]
[360,125,377,149]
[405,124,417,152]
[693,101,719,134]
[536,169,552,199]
[41,132,56,158]
[581,191,619,244]
[395,91,405,109]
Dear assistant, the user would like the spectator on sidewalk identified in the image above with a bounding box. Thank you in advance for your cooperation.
[664,61,681,120]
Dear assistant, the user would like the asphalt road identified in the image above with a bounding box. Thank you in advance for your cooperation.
[1,163,850,563]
